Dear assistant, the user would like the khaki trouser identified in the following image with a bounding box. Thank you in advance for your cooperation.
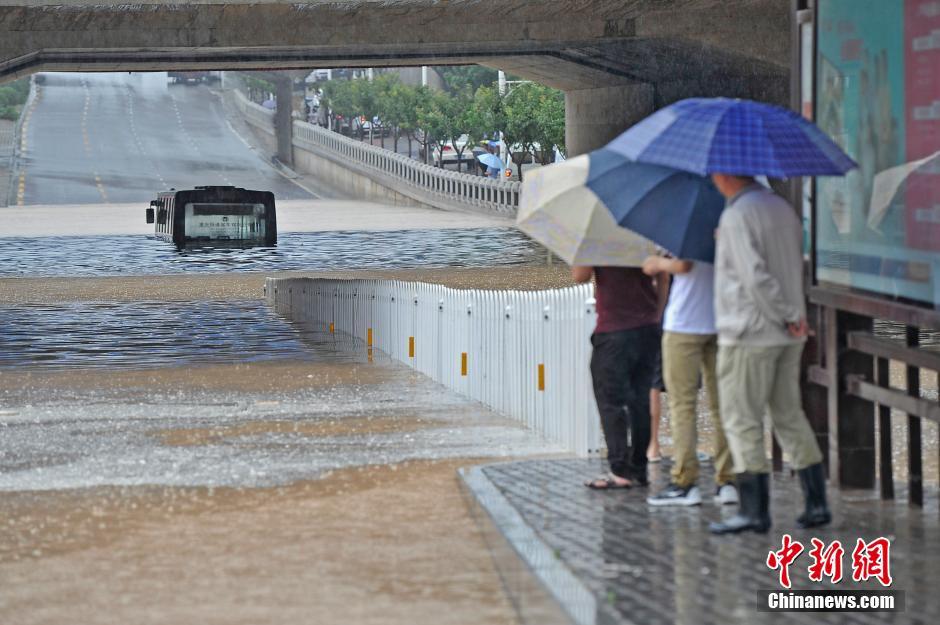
[717,342,823,474]
[662,331,734,488]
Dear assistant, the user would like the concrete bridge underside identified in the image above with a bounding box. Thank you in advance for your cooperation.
[1,0,790,154]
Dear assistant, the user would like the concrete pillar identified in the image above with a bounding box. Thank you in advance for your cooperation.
[564,83,655,157]
[274,77,293,167]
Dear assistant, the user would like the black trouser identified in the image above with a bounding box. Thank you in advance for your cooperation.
[590,324,660,482]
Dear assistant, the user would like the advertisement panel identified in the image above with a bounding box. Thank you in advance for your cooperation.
[815,0,940,310]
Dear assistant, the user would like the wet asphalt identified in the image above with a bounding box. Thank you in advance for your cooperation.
[19,72,312,205]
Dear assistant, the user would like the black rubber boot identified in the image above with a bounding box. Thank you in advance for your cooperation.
[796,462,831,529]
[709,472,771,535]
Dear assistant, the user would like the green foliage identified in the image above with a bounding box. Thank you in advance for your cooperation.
[241,75,275,101]
[436,66,499,95]
[0,78,31,119]
[501,82,566,178]
[314,73,565,173]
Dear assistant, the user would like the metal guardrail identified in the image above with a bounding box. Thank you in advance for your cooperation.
[266,277,604,457]
[231,89,520,216]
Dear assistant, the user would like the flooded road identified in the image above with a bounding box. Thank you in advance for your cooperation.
[0,227,542,277]
[0,299,563,624]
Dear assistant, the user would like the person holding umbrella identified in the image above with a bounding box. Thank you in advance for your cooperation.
[606,97,856,533]
[642,252,737,507]
[572,262,669,490]
[477,142,505,179]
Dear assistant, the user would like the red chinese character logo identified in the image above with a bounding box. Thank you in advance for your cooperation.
[851,537,892,587]
[767,534,805,588]
[807,538,845,584]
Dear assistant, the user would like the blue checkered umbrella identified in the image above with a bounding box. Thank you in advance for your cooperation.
[606,98,857,178]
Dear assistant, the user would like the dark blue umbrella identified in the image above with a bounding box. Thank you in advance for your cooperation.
[606,98,857,178]
[587,148,726,262]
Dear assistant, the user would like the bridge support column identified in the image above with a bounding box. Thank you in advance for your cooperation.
[274,77,294,167]
[564,84,654,157]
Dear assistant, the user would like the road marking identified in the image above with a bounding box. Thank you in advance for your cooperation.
[15,83,43,205]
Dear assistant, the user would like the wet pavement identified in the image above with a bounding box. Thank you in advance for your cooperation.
[0,300,563,624]
[465,458,939,625]
[0,228,542,277]
[17,73,312,205]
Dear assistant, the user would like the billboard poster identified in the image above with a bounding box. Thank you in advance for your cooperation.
[815,0,940,308]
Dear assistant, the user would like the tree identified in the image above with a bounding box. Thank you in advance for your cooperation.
[501,83,541,181]
[416,90,450,166]
[436,66,499,95]
[371,74,400,150]
[533,86,566,163]
[320,79,357,134]
[386,83,426,158]
[501,82,566,179]
[435,88,477,172]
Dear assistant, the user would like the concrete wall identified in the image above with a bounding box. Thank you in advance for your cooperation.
[291,146,440,211]
[565,83,655,157]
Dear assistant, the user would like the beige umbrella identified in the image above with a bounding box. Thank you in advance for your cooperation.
[517,154,656,266]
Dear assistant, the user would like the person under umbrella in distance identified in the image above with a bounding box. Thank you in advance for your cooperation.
[477,144,505,179]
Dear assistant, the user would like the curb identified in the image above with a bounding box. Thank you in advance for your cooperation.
[458,464,597,625]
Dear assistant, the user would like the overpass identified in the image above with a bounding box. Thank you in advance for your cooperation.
[0,0,789,155]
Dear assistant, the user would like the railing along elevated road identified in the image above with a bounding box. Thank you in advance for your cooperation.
[233,89,520,216]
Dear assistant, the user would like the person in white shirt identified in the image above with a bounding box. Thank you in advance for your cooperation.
[641,255,737,507]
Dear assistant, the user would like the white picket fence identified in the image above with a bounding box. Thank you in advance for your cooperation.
[265,277,605,457]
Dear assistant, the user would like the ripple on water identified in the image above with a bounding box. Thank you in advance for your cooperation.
[0,300,368,370]
[0,228,543,277]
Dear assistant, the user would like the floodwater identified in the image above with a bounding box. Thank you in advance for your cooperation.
[0,304,562,624]
[0,227,542,277]
[0,300,346,369]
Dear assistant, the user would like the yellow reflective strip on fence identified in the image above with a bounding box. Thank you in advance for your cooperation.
[409,336,415,358]
[461,352,468,376]
[538,364,545,391]
[367,327,373,347]
[329,322,334,333]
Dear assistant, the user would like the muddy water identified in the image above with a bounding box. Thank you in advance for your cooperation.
[0,288,564,624]
[1,459,519,625]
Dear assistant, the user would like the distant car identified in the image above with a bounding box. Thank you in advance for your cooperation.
[431,134,471,164]
[305,69,332,83]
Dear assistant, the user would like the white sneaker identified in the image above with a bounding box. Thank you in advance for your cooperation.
[648,483,702,506]
[714,483,739,505]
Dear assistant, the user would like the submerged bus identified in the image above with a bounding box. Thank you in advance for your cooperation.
[146,186,277,247]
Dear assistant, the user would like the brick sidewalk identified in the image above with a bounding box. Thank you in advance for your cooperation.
[464,458,938,625]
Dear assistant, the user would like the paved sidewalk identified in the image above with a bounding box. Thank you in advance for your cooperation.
[463,458,938,625]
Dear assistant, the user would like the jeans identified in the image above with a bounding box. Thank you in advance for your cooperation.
[590,324,660,481]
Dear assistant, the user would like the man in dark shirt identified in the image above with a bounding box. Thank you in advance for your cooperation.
[573,265,669,488]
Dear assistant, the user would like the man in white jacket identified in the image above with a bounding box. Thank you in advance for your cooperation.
[708,175,831,535]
